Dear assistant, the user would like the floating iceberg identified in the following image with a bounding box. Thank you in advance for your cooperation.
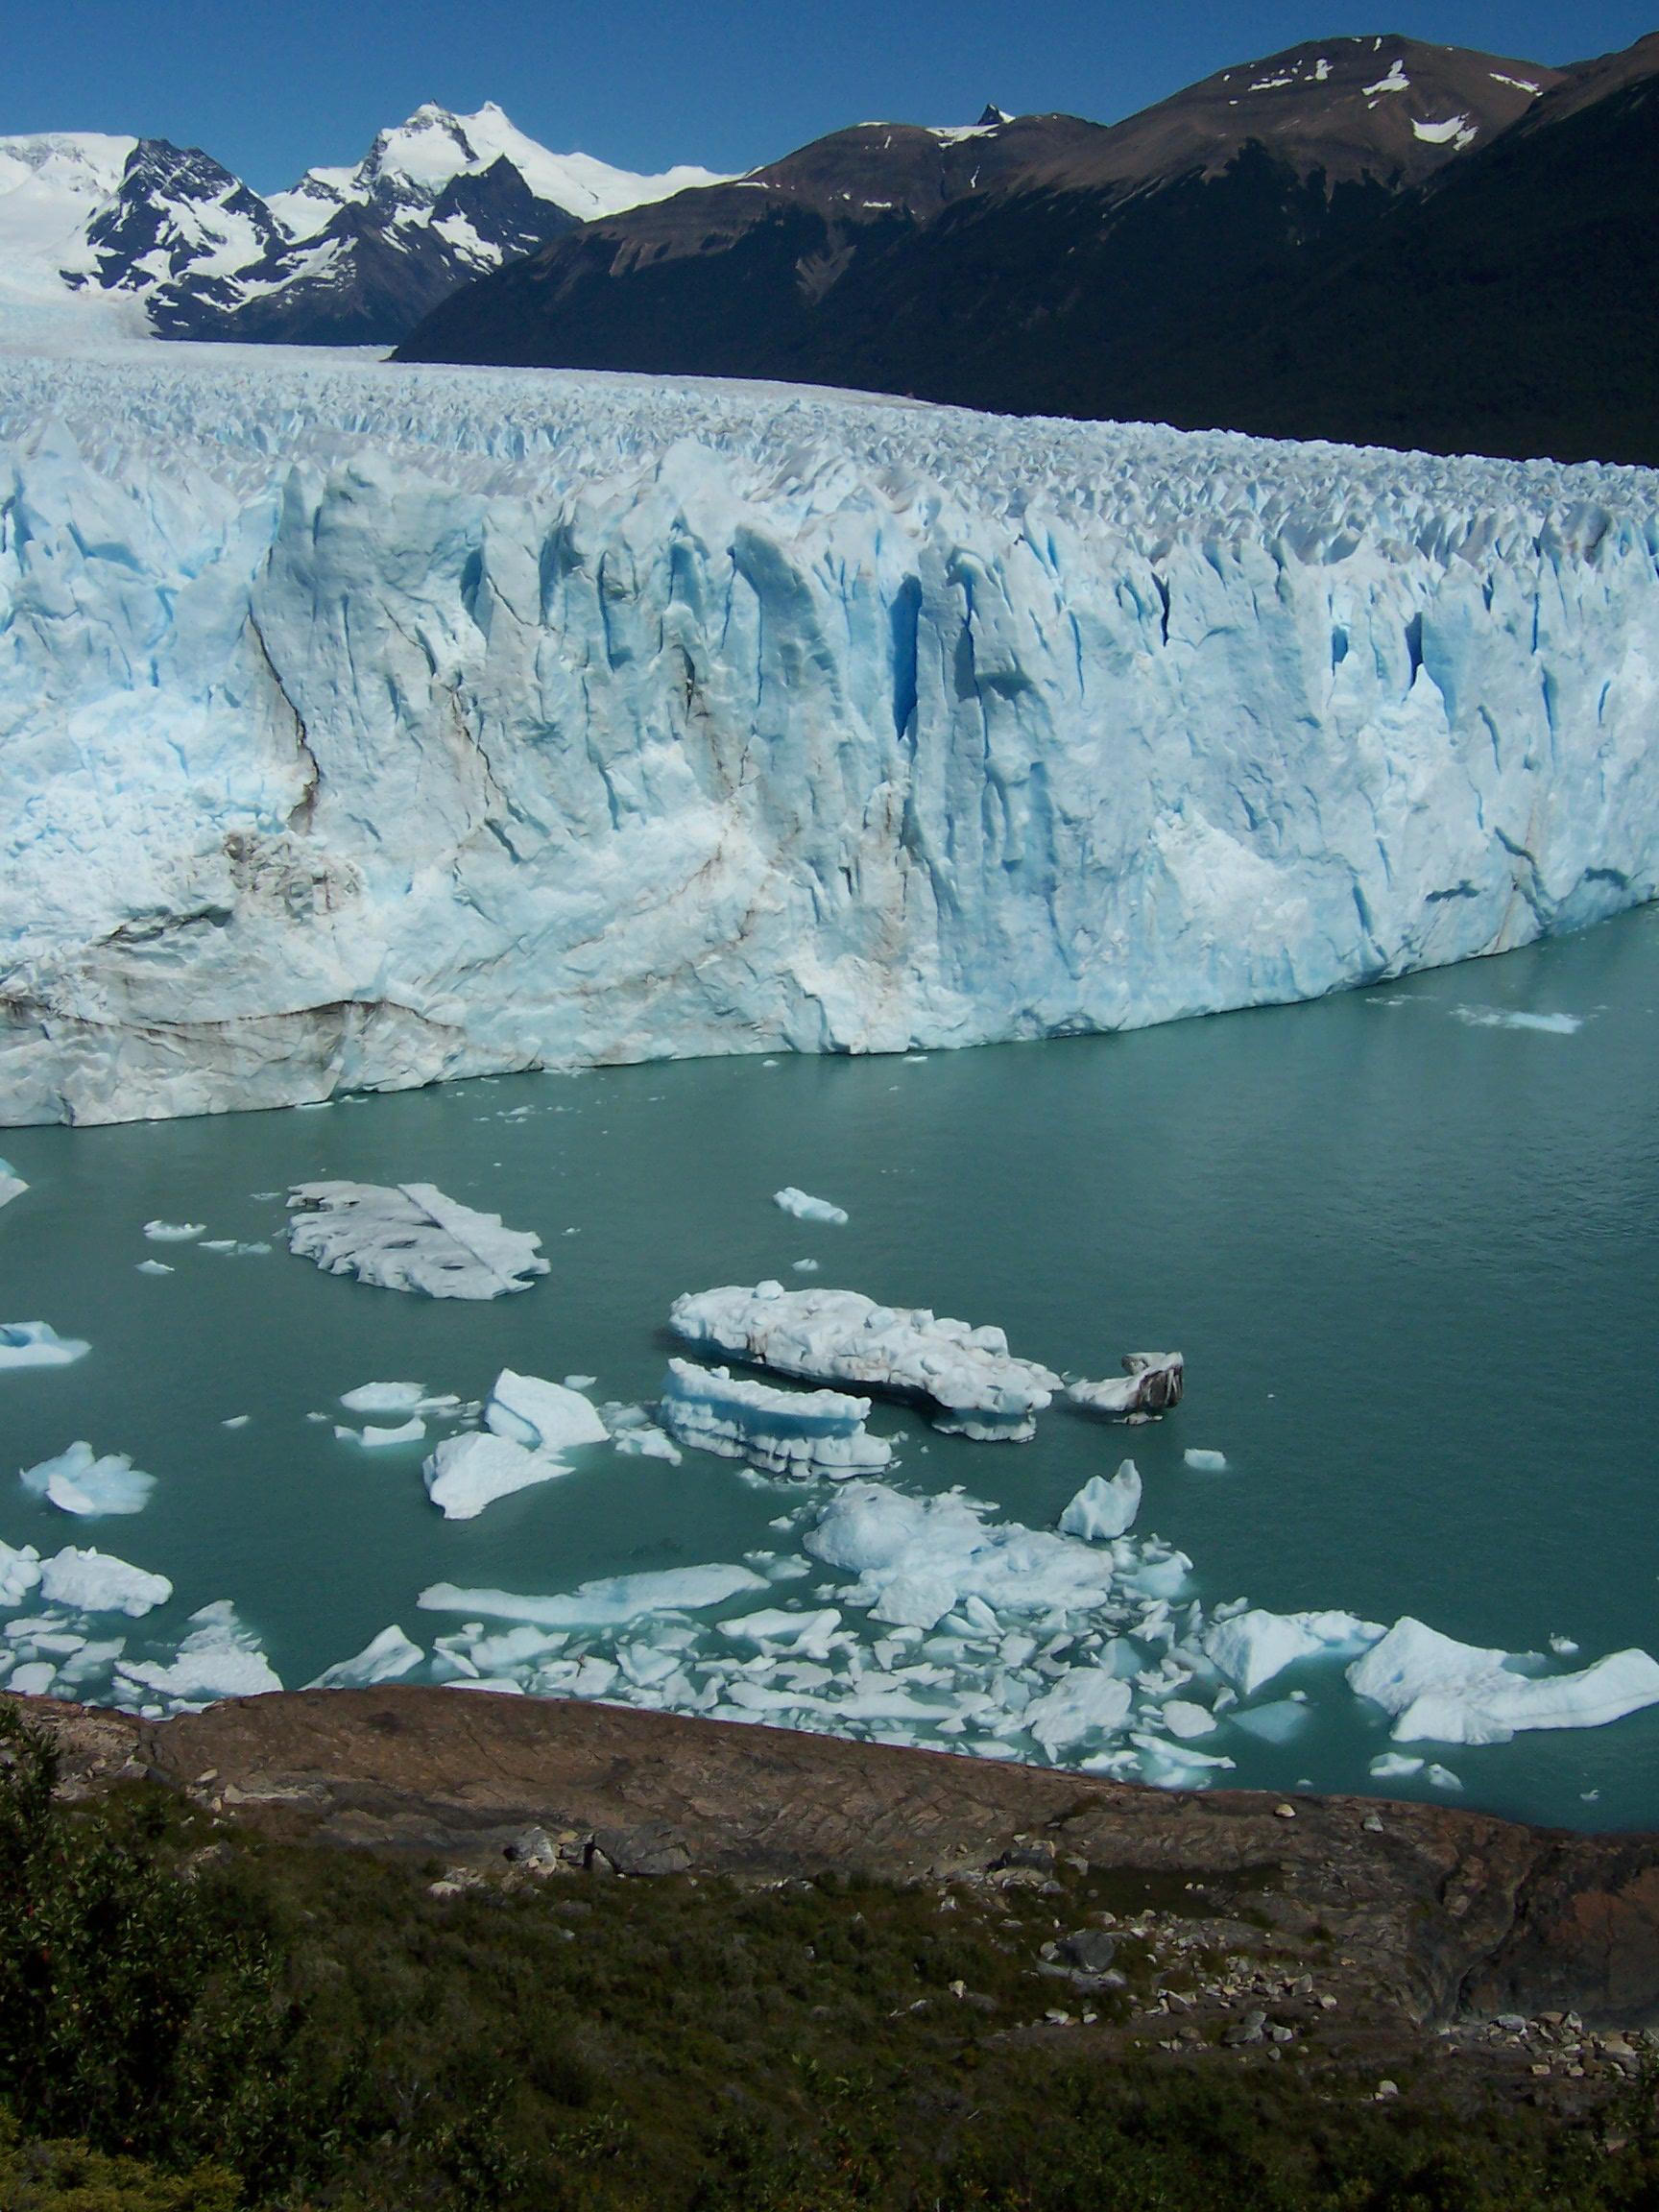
[1024,1668,1134,1754]
[3,348,1655,1129]
[1059,1459,1142,1542]
[1068,1355,1184,1419]
[0,1541,42,1606]
[115,1599,281,1707]
[422,1432,560,1520]
[670,1282,1061,1439]
[341,1381,427,1414]
[21,1441,155,1516]
[484,1369,608,1454]
[38,1546,172,1616]
[0,1160,25,1209]
[658,1358,893,1479]
[0,1321,89,1371]
[1183,1448,1230,1473]
[774,1188,848,1226]
[419,1560,769,1626]
[287,1182,549,1298]
[1347,1617,1659,1744]
[143,1220,204,1241]
[805,1481,1118,1631]
[307,1623,424,1689]
[336,1417,426,1449]
[1203,1606,1384,1696]
[1454,1007,1582,1034]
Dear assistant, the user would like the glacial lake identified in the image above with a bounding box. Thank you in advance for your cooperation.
[4,902,1658,1833]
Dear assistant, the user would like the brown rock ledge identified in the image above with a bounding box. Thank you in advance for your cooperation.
[12,1686,1659,2033]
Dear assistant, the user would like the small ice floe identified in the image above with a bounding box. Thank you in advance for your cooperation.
[136,1261,175,1277]
[805,1481,1121,1631]
[0,1159,27,1210]
[1369,1751,1424,1780]
[1550,1634,1580,1656]
[774,1187,849,1226]
[603,1404,684,1462]
[792,1259,822,1274]
[658,1358,893,1479]
[1427,1764,1463,1790]
[338,1382,468,1421]
[286,1182,549,1299]
[0,1541,43,1606]
[1024,1668,1133,1754]
[307,1624,423,1690]
[564,1374,598,1391]
[0,1322,90,1371]
[1161,1698,1218,1740]
[222,1415,252,1430]
[1058,1459,1142,1542]
[1454,1007,1582,1035]
[1230,1699,1311,1743]
[21,1442,155,1516]
[670,1282,1061,1440]
[419,1560,769,1627]
[337,1417,427,1450]
[485,1370,609,1455]
[718,1606,843,1660]
[144,1220,205,1241]
[1183,1448,1229,1473]
[1203,1606,1384,1697]
[201,1238,237,1253]
[1348,1618,1659,1744]
[1069,1354,1184,1420]
[115,1600,281,1707]
[423,1434,554,1520]
[38,1547,172,1616]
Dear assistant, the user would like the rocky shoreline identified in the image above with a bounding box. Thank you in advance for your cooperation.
[14,1682,1659,2079]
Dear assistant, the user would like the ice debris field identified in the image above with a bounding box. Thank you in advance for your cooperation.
[0,337,1657,1124]
[5,1164,1659,1802]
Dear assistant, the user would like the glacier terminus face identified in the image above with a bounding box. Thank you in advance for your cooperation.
[0,338,1655,1124]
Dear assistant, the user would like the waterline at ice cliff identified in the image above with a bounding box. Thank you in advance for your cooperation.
[2,343,1656,1125]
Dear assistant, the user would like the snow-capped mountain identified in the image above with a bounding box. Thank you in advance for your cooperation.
[0,106,726,347]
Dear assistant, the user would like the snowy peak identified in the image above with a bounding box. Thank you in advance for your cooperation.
[0,132,137,298]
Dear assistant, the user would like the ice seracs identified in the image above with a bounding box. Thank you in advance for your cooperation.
[657,1358,894,1479]
[670,1283,1062,1439]
[21,1441,155,1516]
[1347,1617,1659,1744]
[4,343,1655,1129]
[286,1182,548,1298]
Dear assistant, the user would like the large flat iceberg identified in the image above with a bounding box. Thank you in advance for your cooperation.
[2,345,1655,1126]
[658,1358,893,1479]
[1,1322,89,1371]
[1348,1617,1659,1745]
[670,1282,1061,1438]
[287,1182,548,1298]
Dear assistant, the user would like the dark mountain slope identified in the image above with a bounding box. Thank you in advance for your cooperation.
[1110,33,1659,464]
[397,36,1556,384]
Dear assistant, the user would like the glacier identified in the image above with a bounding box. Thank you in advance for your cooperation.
[0,338,1656,1123]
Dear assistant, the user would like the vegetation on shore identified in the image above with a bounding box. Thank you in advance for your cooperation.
[1,1707,1656,2210]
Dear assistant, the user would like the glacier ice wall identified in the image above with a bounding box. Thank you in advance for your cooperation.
[1,345,1656,1123]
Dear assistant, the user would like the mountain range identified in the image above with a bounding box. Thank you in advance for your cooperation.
[396,33,1659,468]
[0,105,724,346]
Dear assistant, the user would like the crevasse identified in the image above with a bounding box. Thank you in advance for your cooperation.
[1,345,1655,1124]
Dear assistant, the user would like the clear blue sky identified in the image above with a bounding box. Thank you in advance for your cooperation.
[9,2,1656,190]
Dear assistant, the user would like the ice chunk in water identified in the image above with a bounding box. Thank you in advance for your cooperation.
[307,1624,423,1689]
[0,1541,42,1606]
[1161,1698,1218,1740]
[340,1382,427,1415]
[21,1442,155,1516]
[718,1607,843,1659]
[39,1547,171,1616]
[658,1358,893,1479]
[1348,1618,1659,1744]
[0,1322,90,1371]
[1369,1751,1425,1780]
[136,1261,174,1277]
[485,1370,608,1454]
[1183,1448,1229,1472]
[116,1600,281,1706]
[774,1188,849,1226]
[1068,1355,1184,1419]
[671,1283,1061,1439]
[9,1661,57,1696]
[1024,1667,1133,1754]
[1203,1608,1383,1696]
[419,1561,768,1626]
[143,1220,204,1241]
[1059,1459,1142,1542]
[423,1432,564,1520]
[0,1160,26,1210]
[286,1182,548,1298]
[337,1417,427,1449]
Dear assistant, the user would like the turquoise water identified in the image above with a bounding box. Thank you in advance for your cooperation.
[4,906,1658,1830]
